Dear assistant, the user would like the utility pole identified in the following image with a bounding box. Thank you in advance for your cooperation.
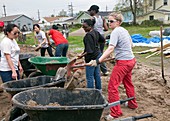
[106,5,108,12]
[38,9,40,20]
[68,2,73,17]
[3,4,6,17]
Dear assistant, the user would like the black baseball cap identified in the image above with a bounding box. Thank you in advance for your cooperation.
[88,5,99,12]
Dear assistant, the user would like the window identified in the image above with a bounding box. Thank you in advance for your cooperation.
[81,19,85,23]
[149,16,154,20]
[164,0,168,5]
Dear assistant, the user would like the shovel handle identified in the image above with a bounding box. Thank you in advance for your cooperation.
[71,57,115,69]
[102,57,115,62]
[134,114,153,120]
[77,52,87,59]
[68,52,87,65]
[49,44,56,50]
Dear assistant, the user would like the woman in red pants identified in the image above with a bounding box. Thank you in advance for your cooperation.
[88,12,138,120]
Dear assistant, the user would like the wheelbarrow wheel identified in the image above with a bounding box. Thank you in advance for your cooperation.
[28,70,43,78]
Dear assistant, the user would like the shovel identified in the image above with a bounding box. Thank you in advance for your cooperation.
[160,26,167,84]
[34,45,41,51]
[66,52,87,78]
[113,114,153,121]
[49,44,56,50]
[65,57,115,90]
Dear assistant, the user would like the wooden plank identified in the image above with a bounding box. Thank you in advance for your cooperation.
[133,48,158,54]
[145,51,160,59]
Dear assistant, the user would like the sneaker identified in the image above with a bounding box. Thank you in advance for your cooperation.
[124,102,128,107]
[124,102,137,109]
[104,114,114,121]
[103,72,109,76]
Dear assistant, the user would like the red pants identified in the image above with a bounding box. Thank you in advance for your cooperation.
[108,58,138,118]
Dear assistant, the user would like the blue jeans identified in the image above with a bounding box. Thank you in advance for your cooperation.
[0,70,20,83]
[55,44,69,57]
[85,65,101,89]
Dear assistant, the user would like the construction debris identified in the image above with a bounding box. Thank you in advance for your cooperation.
[134,43,170,58]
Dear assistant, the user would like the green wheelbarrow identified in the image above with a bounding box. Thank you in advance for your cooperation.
[28,56,70,76]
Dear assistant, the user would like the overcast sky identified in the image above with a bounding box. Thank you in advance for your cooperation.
[0,0,119,20]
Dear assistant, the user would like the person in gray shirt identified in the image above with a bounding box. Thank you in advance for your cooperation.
[87,12,138,120]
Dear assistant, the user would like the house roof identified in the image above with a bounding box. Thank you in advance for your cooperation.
[43,17,60,22]
[0,14,32,22]
[76,11,113,19]
[98,11,113,16]
[76,11,91,19]
[137,9,170,17]
[157,9,170,13]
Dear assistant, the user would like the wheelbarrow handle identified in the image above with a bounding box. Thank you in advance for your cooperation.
[120,97,134,104]
[13,113,28,121]
[134,114,153,120]
[104,97,134,109]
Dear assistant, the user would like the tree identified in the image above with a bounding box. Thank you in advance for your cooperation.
[115,0,143,25]
[129,0,137,25]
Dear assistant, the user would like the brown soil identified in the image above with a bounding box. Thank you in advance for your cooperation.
[26,100,60,107]
[0,45,170,121]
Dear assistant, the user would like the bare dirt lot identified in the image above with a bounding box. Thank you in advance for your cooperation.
[0,45,170,121]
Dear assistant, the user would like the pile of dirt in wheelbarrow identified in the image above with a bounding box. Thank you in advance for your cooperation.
[0,45,170,120]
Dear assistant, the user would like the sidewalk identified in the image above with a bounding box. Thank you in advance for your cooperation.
[70,28,111,37]
[70,28,85,36]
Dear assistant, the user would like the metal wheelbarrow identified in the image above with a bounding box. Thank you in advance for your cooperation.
[12,88,134,121]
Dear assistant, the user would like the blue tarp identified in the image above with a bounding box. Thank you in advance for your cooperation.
[131,34,170,44]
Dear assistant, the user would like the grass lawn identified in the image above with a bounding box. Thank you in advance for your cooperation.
[17,26,164,53]
[125,26,160,38]
[17,26,169,69]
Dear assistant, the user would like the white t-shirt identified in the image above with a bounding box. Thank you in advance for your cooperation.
[0,37,20,71]
[35,30,48,48]
[94,16,104,36]
[0,32,5,50]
